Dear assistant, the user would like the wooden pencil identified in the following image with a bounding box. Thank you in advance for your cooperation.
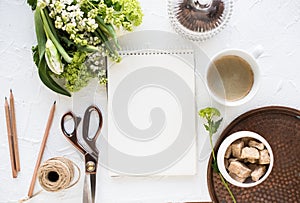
[10,89,20,172]
[5,97,17,178]
[27,101,56,198]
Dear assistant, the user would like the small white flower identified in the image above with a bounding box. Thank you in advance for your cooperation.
[55,20,63,29]
[62,0,73,5]
[56,16,62,21]
[67,5,79,11]
[37,0,49,8]
[49,11,55,18]
[71,21,77,27]
[88,18,96,24]
[54,1,62,9]
[65,23,75,33]
[49,3,55,8]
[70,34,75,39]
[61,10,69,22]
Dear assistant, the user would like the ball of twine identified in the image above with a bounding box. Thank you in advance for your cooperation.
[37,157,79,192]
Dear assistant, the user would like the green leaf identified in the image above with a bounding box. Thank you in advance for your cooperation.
[211,118,223,134]
[32,45,40,68]
[212,159,220,173]
[215,118,223,131]
[27,0,37,10]
[90,0,101,3]
[104,0,113,7]
[113,2,121,11]
[204,124,210,132]
[60,36,75,48]
[38,59,71,97]
[34,7,46,63]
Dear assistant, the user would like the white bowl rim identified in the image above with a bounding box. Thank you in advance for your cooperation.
[217,131,274,187]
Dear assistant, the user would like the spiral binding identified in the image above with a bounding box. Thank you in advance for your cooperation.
[118,50,194,56]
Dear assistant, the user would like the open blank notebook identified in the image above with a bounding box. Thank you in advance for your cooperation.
[107,51,197,176]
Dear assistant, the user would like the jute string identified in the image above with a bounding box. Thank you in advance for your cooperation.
[19,157,80,202]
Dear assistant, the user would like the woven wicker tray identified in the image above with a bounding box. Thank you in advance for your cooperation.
[207,106,300,203]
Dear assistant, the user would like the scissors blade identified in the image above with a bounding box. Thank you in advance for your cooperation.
[90,174,96,202]
[83,174,96,203]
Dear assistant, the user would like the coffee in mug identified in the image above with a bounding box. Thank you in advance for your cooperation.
[206,49,260,106]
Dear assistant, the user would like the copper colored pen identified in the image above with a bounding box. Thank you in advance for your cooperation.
[10,89,20,172]
[5,97,17,178]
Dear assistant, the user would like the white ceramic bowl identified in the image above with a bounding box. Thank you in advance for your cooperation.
[217,131,274,187]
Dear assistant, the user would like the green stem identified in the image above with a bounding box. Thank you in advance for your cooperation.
[219,173,237,203]
[95,16,120,49]
[209,132,216,161]
[96,28,115,55]
[106,24,120,49]
[40,9,72,63]
[87,0,97,9]
[95,16,111,36]
[43,8,60,41]
[78,45,99,53]
[207,117,236,203]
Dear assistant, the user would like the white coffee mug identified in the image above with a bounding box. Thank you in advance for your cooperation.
[206,49,261,106]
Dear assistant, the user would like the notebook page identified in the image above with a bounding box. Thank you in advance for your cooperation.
[107,51,196,176]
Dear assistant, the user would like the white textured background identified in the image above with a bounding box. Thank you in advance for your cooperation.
[0,0,300,202]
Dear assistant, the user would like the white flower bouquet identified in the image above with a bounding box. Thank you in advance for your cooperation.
[27,0,143,96]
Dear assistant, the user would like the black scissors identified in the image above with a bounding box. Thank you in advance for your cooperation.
[61,105,103,203]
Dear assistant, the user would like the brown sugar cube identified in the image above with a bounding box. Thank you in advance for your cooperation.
[259,149,270,164]
[241,147,260,160]
[249,140,265,150]
[251,165,266,182]
[224,145,232,158]
[231,140,244,158]
[228,161,252,178]
[245,158,257,164]
[225,159,229,169]
[229,172,247,183]
[242,137,251,146]
[228,158,239,166]
[248,163,258,171]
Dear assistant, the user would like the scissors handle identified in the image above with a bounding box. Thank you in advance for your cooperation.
[61,112,86,155]
[82,105,103,154]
